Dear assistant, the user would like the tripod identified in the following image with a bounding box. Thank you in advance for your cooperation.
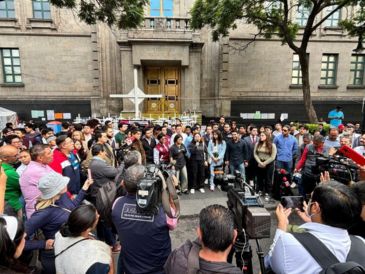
[228,232,266,274]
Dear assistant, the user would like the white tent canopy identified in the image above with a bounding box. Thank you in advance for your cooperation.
[0,107,17,130]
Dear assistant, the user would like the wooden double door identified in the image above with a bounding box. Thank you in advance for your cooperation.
[143,66,180,114]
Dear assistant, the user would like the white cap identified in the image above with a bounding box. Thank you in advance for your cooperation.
[1,215,18,240]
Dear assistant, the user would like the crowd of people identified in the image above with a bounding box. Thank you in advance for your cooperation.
[0,113,365,274]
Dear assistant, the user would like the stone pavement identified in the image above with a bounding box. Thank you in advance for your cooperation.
[112,188,300,274]
[170,189,299,274]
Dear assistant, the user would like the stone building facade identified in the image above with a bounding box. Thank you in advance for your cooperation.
[0,0,363,122]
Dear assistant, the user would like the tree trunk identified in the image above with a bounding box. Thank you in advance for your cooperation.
[299,52,318,123]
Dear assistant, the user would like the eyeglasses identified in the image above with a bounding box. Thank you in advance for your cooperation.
[283,129,288,132]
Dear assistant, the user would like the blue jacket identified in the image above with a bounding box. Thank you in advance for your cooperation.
[208,140,226,164]
[25,189,86,251]
[112,194,171,274]
[273,134,298,162]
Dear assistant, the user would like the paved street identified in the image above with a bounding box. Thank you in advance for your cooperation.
[111,186,303,274]
[170,188,302,274]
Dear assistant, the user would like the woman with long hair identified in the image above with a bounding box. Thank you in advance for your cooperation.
[0,215,28,273]
[169,134,188,194]
[24,172,93,274]
[207,130,226,191]
[55,204,113,274]
[72,131,88,153]
[188,133,208,194]
[254,131,277,201]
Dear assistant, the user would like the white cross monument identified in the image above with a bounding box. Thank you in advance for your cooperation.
[110,68,162,119]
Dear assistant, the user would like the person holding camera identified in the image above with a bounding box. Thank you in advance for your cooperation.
[294,135,330,196]
[265,181,365,274]
[112,164,176,274]
[54,204,113,274]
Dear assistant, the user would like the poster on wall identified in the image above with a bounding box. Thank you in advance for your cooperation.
[63,113,71,119]
[31,110,44,119]
[55,113,63,119]
[46,110,55,120]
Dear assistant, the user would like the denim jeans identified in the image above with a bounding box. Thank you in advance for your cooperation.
[229,162,246,182]
[276,160,293,175]
[176,166,188,191]
[209,160,224,187]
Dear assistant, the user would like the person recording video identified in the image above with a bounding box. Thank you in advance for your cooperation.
[111,164,177,274]
[294,135,330,196]
[265,181,365,274]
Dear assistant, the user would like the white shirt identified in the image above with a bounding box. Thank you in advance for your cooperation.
[354,146,365,157]
[264,222,365,274]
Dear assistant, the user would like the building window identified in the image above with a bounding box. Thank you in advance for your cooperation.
[32,0,51,20]
[1,48,22,83]
[321,54,338,86]
[0,0,15,18]
[324,6,341,27]
[150,0,173,17]
[264,1,282,13]
[291,54,303,85]
[349,55,365,86]
[296,5,310,27]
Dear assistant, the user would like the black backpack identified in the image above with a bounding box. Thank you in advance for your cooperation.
[292,232,365,274]
[95,181,117,225]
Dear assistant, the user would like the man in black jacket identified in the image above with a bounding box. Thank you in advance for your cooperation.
[225,131,248,181]
[142,127,156,164]
[88,144,122,252]
[164,204,241,274]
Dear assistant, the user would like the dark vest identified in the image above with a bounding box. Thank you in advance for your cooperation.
[303,144,330,176]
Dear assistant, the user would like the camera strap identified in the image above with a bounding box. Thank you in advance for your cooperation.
[161,172,180,218]
[292,232,365,271]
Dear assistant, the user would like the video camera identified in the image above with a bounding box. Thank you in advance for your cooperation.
[136,164,180,218]
[312,155,359,184]
[226,171,271,274]
[227,172,271,239]
[136,164,162,215]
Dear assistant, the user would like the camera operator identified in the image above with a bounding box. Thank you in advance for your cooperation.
[351,181,365,238]
[295,135,330,196]
[354,133,365,156]
[111,164,176,274]
[265,181,365,274]
[164,204,241,274]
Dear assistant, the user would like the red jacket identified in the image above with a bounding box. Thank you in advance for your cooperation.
[49,149,81,194]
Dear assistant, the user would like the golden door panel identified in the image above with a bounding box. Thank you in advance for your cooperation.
[144,67,180,113]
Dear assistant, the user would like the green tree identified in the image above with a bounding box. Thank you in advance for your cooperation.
[49,0,148,29]
[191,0,360,122]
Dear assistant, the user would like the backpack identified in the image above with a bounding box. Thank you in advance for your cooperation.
[292,232,365,274]
[95,181,117,225]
